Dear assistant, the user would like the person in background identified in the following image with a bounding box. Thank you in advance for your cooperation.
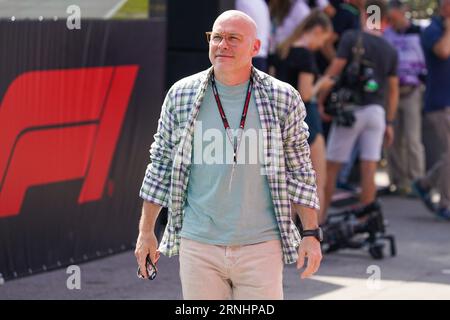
[276,9,334,224]
[318,0,366,193]
[414,0,450,220]
[304,0,337,16]
[384,0,426,196]
[318,0,399,215]
[268,0,312,72]
[236,0,271,72]
[328,0,365,58]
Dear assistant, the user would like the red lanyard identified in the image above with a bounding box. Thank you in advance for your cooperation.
[210,74,253,164]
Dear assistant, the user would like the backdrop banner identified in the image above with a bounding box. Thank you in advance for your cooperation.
[0,19,166,281]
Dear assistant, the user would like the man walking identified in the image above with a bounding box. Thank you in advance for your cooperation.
[135,10,322,299]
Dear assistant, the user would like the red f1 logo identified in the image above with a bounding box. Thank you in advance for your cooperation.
[0,66,139,218]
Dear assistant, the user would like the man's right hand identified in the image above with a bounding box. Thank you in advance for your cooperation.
[134,232,159,278]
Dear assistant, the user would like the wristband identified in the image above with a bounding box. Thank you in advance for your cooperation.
[386,119,396,125]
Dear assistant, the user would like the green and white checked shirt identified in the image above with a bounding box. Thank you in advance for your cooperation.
[140,67,319,264]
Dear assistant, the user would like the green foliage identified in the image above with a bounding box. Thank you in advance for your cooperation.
[402,0,439,19]
[113,0,148,19]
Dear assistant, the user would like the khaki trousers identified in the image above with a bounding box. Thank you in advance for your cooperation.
[388,87,425,189]
[179,237,284,300]
[421,107,450,208]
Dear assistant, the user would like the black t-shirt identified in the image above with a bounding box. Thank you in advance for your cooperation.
[332,3,360,40]
[315,3,361,74]
[329,0,342,8]
[336,30,398,106]
[276,47,318,101]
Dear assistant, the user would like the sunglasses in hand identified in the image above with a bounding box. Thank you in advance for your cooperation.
[137,254,157,280]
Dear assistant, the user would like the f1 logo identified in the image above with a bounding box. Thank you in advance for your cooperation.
[0,66,139,218]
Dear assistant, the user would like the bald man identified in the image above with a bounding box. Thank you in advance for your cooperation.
[135,10,322,300]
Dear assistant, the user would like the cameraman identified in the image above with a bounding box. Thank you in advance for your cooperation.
[318,0,399,214]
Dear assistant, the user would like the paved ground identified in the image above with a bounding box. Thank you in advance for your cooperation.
[1,195,449,300]
[0,0,126,19]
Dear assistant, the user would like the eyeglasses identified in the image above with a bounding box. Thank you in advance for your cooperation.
[205,31,244,46]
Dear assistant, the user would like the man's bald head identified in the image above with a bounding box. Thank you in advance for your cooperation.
[208,10,261,84]
[212,10,258,40]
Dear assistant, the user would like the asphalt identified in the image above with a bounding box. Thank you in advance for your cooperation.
[1,194,449,300]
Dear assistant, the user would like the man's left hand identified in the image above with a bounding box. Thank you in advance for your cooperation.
[297,237,322,279]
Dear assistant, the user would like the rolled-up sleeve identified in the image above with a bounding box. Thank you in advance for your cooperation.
[282,89,320,210]
[139,89,177,207]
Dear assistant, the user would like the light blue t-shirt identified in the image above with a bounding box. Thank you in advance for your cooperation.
[180,78,280,245]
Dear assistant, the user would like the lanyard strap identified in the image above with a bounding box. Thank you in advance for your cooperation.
[210,74,253,164]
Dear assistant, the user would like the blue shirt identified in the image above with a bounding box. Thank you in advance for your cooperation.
[180,78,281,245]
[421,16,450,112]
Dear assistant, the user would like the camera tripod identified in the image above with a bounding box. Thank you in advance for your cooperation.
[320,201,397,259]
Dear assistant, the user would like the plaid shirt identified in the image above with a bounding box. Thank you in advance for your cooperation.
[140,67,319,264]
